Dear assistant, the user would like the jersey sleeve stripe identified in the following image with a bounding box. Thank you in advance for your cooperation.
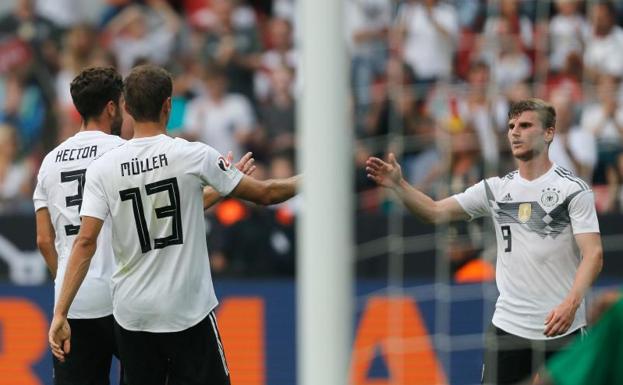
[554,169,588,191]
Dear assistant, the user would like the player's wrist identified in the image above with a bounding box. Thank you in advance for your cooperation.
[566,293,582,309]
[391,177,408,191]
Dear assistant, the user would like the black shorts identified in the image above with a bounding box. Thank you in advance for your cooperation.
[53,314,121,385]
[482,325,584,385]
[114,311,230,385]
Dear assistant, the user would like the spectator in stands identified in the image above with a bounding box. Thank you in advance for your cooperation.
[35,0,88,28]
[584,0,623,80]
[402,114,441,193]
[0,68,46,153]
[490,21,532,91]
[482,0,533,54]
[394,0,459,94]
[106,0,181,75]
[581,74,623,174]
[548,0,588,73]
[457,61,501,175]
[346,0,391,128]
[549,89,596,183]
[199,0,262,104]
[259,65,296,155]
[55,24,97,111]
[183,63,255,160]
[0,0,62,73]
[364,55,419,139]
[254,17,296,103]
[580,74,623,211]
[0,123,33,212]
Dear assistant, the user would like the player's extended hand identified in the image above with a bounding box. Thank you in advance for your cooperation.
[49,315,71,362]
[231,151,256,176]
[366,153,403,189]
[544,298,579,337]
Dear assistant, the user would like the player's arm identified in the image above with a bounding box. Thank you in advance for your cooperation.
[203,151,256,209]
[49,216,103,361]
[229,174,300,205]
[35,208,58,278]
[366,154,469,223]
[544,232,603,337]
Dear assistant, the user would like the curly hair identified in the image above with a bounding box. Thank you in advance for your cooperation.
[70,67,123,122]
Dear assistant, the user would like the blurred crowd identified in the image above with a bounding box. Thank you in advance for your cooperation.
[3,0,623,275]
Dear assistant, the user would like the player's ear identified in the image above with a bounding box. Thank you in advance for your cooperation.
[105,100,116,117]
[545,126,555,144]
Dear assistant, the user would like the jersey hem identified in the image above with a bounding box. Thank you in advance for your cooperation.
[492,319,586,341]
[112,301,219,333]
[67,309,114,319]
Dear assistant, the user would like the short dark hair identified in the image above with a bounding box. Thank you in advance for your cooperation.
[70,67,123,122]
[508,98,556,129]
[123,65,172,122]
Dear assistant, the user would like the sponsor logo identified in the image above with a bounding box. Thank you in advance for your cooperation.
[501,193,513,202]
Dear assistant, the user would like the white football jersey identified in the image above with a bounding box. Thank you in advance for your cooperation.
[80,134,242,332]
[453,164,600,340]
[33,130,125,319]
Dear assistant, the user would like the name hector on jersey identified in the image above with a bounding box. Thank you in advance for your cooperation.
[121,154,169,176]
[55,145,98,162]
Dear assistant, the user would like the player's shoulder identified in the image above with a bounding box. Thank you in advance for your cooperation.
[500,170,519,182]
[552,165,591,194]
[484,171,517,189]
[171,136,218,155]
[88,140,129,170]
[39,136,74,173]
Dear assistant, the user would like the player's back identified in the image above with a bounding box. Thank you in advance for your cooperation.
[81,134,242,333]
[34,130,125,318]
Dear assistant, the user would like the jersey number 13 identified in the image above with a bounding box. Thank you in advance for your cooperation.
[120,177,184,253]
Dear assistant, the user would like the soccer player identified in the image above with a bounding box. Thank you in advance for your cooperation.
[48,64,298,385]
[366,98,603,385]
[35,66,256,385]
[34,67,125,385]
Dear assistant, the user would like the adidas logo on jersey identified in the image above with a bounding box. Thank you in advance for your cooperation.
[501,193,513,202]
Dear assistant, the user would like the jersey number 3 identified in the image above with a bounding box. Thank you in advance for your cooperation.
[119,177,184,253]
[60,169,87,236]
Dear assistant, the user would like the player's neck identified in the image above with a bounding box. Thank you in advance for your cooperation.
[133,122,166,139]
[517,154,553,181]
[81,120,110,134]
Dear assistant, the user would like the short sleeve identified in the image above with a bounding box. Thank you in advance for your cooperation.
[200,145,243,196]
[452,180,491,220]
[569,190,600,234]
[80,162,110,221]
[32,169,48,211]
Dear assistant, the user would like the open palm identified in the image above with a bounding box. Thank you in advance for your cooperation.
[366,153,403,189]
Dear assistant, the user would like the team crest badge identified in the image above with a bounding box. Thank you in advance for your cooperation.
[541,188,560,207]
[518,203,532,223]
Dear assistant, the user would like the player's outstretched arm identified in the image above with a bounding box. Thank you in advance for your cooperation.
[49,216,104,362]
[229,174,300,206]
[203,151,257,209]
[366,153,469,223]
[544,232,603,337]
[35,208,58,278]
